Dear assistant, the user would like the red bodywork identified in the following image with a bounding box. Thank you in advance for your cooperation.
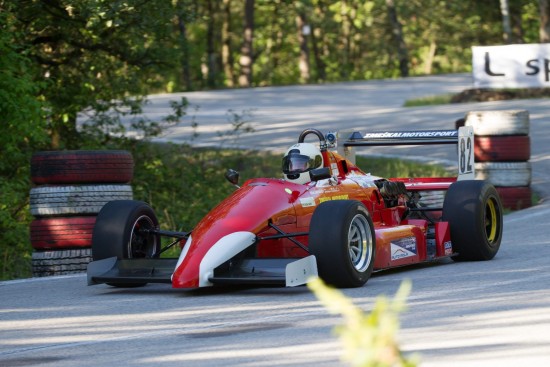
[171,150,454,288]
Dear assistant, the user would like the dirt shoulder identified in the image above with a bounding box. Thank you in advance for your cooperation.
[451,88,550,103]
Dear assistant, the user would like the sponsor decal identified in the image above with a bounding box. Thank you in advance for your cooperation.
[391,237,417,261]
[331,162,340,176]
[444,241,453,256]
[309,186,340,194]
[350,176,376,188]
[319,194,349,203]
[299,197,316,208]
[363,131,458,139]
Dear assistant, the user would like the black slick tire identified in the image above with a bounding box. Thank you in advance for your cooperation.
[92,200,161,287]
[442,180,503,261]
[309,200,375,288]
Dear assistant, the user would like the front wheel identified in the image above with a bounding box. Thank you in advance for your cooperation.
[92,200,161,287]
[309,200,376,288]
[442,180,503,261]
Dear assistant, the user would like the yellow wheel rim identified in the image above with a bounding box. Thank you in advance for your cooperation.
[485,198,498,243]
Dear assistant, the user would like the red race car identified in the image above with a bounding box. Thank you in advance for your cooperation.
[87,127,503,289]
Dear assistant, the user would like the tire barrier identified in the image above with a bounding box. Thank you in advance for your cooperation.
[29,184,133,216]
[30,217,96,250]
[29,150,134,277]
[464,110,529,136]
[464,110,531,210]
[417,190,446,208]
[31,249,93,277]
[495,187,532,210]
[31,150,133,184]
[474,135,530,162]
[474,162,532,187]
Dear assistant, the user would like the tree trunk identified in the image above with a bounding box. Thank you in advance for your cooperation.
[500,0,513,44]
[540,0,550,42]
[205,0,217,88]
[510,0,525,43]
[177,15,192,91]
[222,0,234,87]
[385,0,409,77]
[239,0,254,87]
[268,5,281,79]
[311,26,326,82]
[311,1,327,82]
[424,39,437,75]
[296,12,311,84]
[341,0,351,78]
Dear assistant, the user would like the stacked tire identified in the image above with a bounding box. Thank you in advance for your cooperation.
[464,110,532,210]
[29,151,134,277]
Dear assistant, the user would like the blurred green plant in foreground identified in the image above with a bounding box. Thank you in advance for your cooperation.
[308,278,419,367]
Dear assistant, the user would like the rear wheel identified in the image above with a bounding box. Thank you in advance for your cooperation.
[92,200,161,287]
[309,200,375,288]
[442,180,503,261]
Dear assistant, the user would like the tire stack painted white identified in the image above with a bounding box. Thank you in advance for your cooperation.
[417,190,446,208]
[464,110,532,210]
[29,151,134,277]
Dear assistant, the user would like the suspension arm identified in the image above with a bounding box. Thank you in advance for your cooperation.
[260,223,310,254]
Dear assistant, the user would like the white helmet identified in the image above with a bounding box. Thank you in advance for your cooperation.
[282,143,323,185]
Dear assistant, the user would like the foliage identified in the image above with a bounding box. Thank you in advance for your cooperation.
[157,0,543,86]
[0,7,49,280]
[5,0,180,148]
[308,277,419,367]
[3,0,533,94]
[356,156,452,178]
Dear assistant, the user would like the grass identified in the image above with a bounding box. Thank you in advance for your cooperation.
[403,94,454,107]
[356,155,451,178]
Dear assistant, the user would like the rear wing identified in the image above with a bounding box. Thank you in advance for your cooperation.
[336,126,475,180]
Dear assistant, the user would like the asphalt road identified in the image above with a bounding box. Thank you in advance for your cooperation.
[2,74,550,367]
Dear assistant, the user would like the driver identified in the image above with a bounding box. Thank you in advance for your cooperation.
[282,143,323,185]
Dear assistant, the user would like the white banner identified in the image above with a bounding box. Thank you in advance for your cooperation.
[472,44,550,88]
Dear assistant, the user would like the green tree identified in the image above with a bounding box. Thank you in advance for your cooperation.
[0,4,48,279]
[9,0,180,148]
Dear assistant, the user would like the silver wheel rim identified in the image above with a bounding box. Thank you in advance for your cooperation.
[128,215,158,258]
[348,214,373,272]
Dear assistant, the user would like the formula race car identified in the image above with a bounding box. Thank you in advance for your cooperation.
[87,127,503,289]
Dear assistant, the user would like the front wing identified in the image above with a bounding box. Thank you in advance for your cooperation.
[87,255,318,288]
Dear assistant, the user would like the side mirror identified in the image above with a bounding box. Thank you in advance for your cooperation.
[309,167,331,182]
[225,169,240,188]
